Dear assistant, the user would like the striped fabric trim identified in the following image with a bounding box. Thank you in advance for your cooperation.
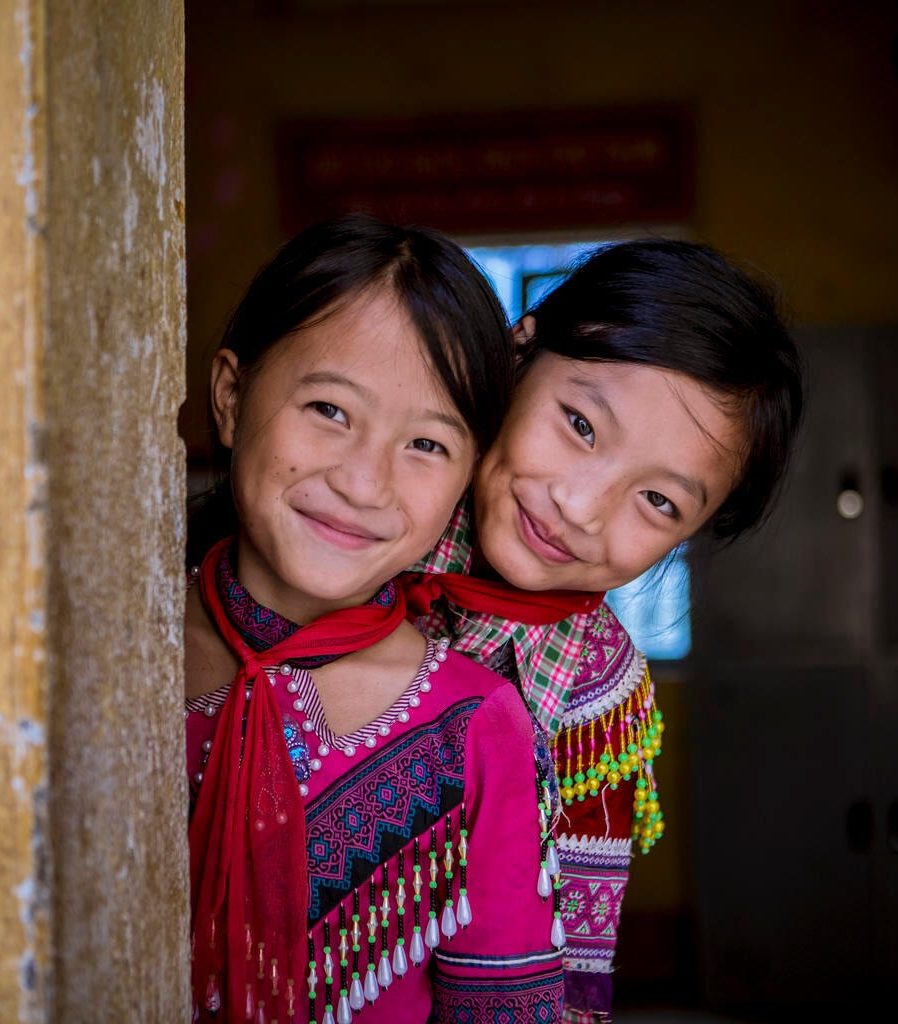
[434,947,562,969]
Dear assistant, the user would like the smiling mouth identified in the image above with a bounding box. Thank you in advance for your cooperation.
[516,502,577,564]
[295,509,384,551]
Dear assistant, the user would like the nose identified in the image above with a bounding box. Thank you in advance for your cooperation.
[548,468,613,534]
[325,440,395,510]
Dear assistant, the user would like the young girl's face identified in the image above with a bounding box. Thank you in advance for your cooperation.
[213,288,477,622]
[474,353,745,593]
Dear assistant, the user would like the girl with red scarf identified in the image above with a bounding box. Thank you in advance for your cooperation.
[413,239,804,1022]
[185,215,589,1023]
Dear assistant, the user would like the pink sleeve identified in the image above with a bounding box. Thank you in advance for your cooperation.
[430,685,564,1022]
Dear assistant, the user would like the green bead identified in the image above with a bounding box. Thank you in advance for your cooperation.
[586,767,597,779]
[562,776,573,787]
[574,771,585,783]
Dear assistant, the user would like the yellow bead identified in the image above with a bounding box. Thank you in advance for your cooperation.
[647,800,659,814]
[574,782,588,796]
[588,778,599,793]
[607,771,621,785]
[561,786,575,801]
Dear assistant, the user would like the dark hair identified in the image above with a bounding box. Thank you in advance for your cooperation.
[519,238,803,541]
[187,213,514,564]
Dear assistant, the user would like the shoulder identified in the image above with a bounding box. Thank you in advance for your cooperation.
[563,599,646,725]
[438,648,534,733]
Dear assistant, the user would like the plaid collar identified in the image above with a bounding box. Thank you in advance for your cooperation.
[411,495,588,737]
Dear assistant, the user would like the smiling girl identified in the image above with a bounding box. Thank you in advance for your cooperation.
[184,214,569,1023]
[414,238,804,1021]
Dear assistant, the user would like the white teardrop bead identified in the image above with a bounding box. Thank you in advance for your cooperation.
[392,942,409,976]
[424,915,441,949]
[349,976,365,1010]
[456,891,473,927]
[336,994,352,1024]
[551,915,567,949]
[323,1010,336,1024]
[537,866,553,898]
[377,954,393,988]
[546,843,561,876]
[409,930,426,965]
[363,968,380,1002]
[440,904,457,938]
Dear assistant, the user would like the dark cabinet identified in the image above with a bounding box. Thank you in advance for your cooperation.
[686,327,898,1012]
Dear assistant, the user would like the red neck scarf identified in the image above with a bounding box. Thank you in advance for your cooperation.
[401,570,603,624]
[189,537,408,1022]
[189,539,599,1021]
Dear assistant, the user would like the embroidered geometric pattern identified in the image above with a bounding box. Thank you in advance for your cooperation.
[432,967,565,1023]
[566,604,645,725]
[304,699,478,923]
[217,542,396,656]
[558,866,628,974]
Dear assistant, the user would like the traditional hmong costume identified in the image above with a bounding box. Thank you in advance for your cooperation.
[411,499,665,1023]
[186,540,565,1023]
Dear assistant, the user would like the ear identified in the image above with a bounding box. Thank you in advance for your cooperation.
[513,315,536,348]
[210,349,241,449]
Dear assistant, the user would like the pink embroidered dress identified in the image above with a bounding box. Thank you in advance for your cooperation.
[186,556,564,1024]
[412,499,666,1024]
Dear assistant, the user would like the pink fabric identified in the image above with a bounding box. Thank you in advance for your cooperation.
[187,646,563,1022]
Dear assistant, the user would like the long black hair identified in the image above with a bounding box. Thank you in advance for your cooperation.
[187,213,514,564]
[520,238,804,541]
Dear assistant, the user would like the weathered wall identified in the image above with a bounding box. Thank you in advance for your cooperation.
[0,0,188,1020]
[0,1,51,1018]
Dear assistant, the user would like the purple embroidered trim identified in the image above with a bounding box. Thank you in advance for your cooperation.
[216,543,397,657]
[558,865,628,975]
[432,967,564,1022]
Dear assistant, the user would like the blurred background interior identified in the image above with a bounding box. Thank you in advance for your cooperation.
[181,1,898,1019]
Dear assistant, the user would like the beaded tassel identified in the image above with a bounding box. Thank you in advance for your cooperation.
[424,827,441,949]
[456,803,472,928]
[336,903,351,1024]
[364,877,379,1002]
[349,889,364,1010]
[410,837,426,965]
[553,664,665,852]
[440,813,457,938]
[306,933,317,1024]
[377,863,393,988]
[393,848,409,976]
[322,921,334,1024]
[535,764,553,900]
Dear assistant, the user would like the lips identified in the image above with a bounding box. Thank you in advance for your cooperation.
[516,501,577,564]
[294,507,385,551]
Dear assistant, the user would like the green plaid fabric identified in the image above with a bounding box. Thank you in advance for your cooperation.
[411,495,589,737]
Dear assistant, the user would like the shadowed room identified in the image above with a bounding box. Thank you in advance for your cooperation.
[182,1,898,1020]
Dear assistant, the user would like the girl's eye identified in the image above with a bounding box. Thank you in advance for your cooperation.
[410,437,447,455]
[643,490,679,519]
[564,407,595,446]
[310,401,347,425]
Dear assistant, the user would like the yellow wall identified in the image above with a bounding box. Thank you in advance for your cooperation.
[185,0,898,446]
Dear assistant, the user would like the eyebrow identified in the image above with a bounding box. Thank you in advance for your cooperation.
[298,370,468,434]
[658,470,709,510]
[565,373,708,509]
[566,374,622,433]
